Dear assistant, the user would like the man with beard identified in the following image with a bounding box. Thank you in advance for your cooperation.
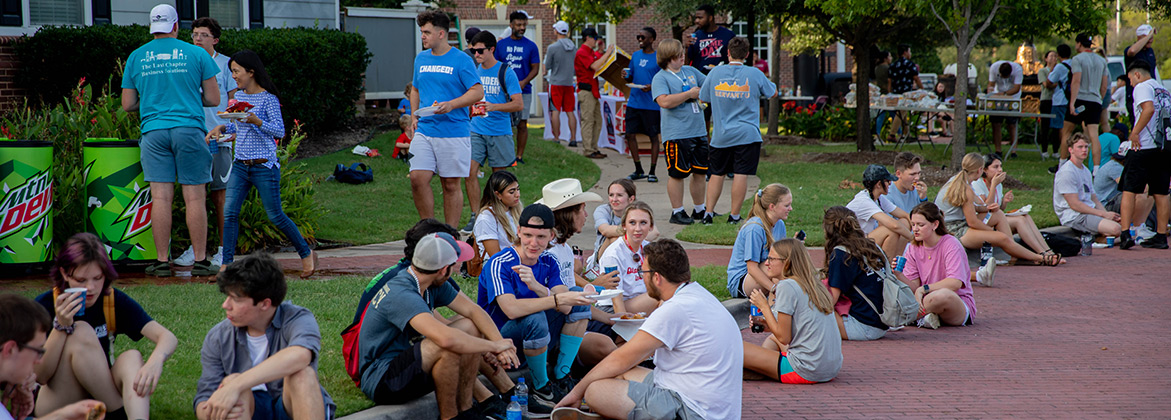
[495,11,540,165]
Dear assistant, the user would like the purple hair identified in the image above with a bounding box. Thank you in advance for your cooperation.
[50,233,118,295]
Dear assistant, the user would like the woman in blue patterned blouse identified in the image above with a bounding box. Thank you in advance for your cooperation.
[206,50,317,277]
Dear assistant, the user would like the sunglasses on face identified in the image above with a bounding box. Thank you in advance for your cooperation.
[636,35,645,41]
[470,47,488,54]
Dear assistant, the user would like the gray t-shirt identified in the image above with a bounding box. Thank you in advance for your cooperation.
[771,279,842,382]
[357,268,458,399]
[651,66,708,142]
[1053,161,1096,225]
[1069,52,1108,103]
[544,38,577,86]
[1093,160,1123,204]
[933,182,967,223]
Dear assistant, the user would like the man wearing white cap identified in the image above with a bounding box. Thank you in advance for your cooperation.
[357,232,520,420]
[122,4,223,277]
[544,21,580,152]
[1124,24,1160,118]
[1118,60,1171,250]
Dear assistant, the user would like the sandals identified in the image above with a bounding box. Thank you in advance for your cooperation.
[1038,250,1062,267]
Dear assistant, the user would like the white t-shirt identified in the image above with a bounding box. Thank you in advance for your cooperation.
[970,179,1003,207]
[247,333,269,391]
[474,208,518,255]
[1131,79,1170,150]
[846,190,898,234]
[988,60,1024,99]
[598,238,649,299]
[546,241,577,288]
[639,282,742,419]
[1053,161,1096,225]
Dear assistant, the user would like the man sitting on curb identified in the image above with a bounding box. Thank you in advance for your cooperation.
[1053,133,1122,238]
[884,152,930,213]
[554,239,743,419]
[478,204,601,414]
[358,232,519,420]
[848,164,913,258]
[195,253,335,420]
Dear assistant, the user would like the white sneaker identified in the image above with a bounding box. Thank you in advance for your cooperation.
[1136,225,1158,241]
[1041,152,1050,159]
[917,313,940,329]
[211,246,224,267]
[173,246,195,266]
[976,257,996,287]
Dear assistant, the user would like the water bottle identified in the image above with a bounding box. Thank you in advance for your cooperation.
[750,304,764,333]
[1080,233,1093,256]
[979,242,993,266]
[506,396,522,420]
[515,377,528,415]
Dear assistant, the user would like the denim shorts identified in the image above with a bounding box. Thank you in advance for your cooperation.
[841,314,886,341]
[140,126,212,185]
[470,132,516,169]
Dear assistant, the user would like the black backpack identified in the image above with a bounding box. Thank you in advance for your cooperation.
[498,63,521,127]
[334,163,373,184]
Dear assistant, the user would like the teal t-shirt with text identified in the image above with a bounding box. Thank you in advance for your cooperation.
[122,38,220,134]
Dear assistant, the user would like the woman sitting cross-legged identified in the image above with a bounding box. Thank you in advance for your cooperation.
[822,206,890,341]
[896,203,977,329]
[743,239,842,384]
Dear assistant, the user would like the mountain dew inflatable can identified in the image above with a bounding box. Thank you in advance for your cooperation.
[83,138,156,262]
[0,140,54,265]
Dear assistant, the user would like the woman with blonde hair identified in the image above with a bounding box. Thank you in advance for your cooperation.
[473,170,522,257]
[744,239,842,384]
[597,201,659,314]
[727,183,793,298]
[935,153,1060,267]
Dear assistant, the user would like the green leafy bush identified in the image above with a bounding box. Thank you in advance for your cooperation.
[12,25,371,133]
[777,102,854,141]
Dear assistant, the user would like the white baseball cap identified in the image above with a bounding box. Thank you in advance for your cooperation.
[413,232,473,271]
[1136,24,1154,37]
[553,21,569,35]
[516,10,533,19]
[149,4,178,34]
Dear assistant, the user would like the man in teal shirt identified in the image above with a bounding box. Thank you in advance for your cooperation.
[121,3,222,277]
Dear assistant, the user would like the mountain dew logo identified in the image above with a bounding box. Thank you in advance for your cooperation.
[0,170,52,240]
[114,185,152,241]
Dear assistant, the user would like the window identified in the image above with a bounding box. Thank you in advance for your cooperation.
[730,20,770,66]
[572,22,608,46]
[31,0,84,25]
[209,0,243,28]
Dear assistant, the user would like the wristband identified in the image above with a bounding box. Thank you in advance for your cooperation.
[53,319,74,335]
[552,293,559,307]
[919,197,929,202]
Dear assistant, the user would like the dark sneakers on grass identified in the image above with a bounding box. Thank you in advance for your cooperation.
[669,210,694,225]
[727,215,742,224]
[702,213,713,225]
[1140,233,1169,249]
[145,261,171,277]
[191,259,220,276]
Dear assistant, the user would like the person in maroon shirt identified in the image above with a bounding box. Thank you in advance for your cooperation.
[575,28,614,159]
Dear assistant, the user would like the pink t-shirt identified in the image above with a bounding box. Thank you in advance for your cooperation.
[901,234,976,317]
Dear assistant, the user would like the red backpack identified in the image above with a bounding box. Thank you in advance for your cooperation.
[340,301,370,386]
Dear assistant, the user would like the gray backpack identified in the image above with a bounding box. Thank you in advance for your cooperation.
[1149,86,1171,149]
[834,245,919,327]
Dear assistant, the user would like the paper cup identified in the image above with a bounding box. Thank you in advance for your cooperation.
[64,288,87,316]
[1106,237,1115,248]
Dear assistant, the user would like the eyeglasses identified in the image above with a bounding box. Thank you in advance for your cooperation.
[192,32,214,39]
[636,35,645,41]
[637,269,654,277]
[766,257,784,263]
[17,342,46,358]
[470,47,488,54]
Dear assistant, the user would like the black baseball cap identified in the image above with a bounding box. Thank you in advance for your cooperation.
[582,28,599,40]
[863,164,899,183]
[519,204,555,229]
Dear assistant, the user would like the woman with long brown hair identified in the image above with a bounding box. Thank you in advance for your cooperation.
[822,206,889,341]
[743,239,842,384]
[896,203,978,329]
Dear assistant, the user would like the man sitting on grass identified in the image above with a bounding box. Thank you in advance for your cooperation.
[358,232,520,420]
[848,164,914,258]
[555,239,743,419]
[195,253,335,420]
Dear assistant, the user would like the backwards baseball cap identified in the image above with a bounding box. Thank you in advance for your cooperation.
[553,21,569,35]
[1137,24,1154,37]
[413,232,473,271]
[863,164,899,183]
[149,4,178,34]
[1111,122,1130,139]
[519,203,555,229]
[464,26,481,43]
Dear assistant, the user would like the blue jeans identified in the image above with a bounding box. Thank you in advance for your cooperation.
[499,287,592,353]
[222,162,311,264]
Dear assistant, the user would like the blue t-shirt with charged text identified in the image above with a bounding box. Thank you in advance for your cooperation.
[477,248,564,328]
[626,50,660,111]
[471,62,522,136]
[652,66,707,142]
[495,36,540,94]
[122,38,220,134]
[413,48,481,138]
[699,64,777,148]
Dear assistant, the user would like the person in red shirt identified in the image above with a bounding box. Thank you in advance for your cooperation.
[575,28,614,159]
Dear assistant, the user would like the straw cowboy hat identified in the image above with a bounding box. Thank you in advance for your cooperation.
[535,178,602,210]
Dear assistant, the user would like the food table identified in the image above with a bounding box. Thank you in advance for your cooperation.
[866,105,1055,156]
[537,92,630,155]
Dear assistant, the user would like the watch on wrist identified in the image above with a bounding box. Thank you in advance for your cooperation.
[53,318,75,335]
[923,284,930,293]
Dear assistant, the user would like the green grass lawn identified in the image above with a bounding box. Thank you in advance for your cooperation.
[677,142,1060,246]
[298,128,600,245]
[14,263,732,418]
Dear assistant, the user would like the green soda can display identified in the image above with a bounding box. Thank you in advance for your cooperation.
[83,138,156,262]
[0,140,54,265]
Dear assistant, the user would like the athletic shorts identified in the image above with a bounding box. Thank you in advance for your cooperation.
[519,93,532,120]
[409,132,471,178]
[777,353,820,384]
[708,142,762,176]
[470,132,516,169]
[1067,100,1102,125]
[251,390,335,420]
[1103,194,1121,213]
[727,273,748,299]
[140,127,212,185]
[841,314,886,341]
[625,107,661,136]
[550,85,576,112]
[1064,213,1106,235]
[990,115,1019,125]
[626,372,703,420]
[209,146,233,191]
[1120,148,1171,195]
[664,136,709,179]
[371,341,434,404]
[1050,104,1068,129]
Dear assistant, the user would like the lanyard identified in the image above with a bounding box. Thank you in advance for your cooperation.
[668,69,689,90]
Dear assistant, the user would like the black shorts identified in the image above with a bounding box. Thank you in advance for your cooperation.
[1120,148,1171,195]
[371,341,434,404]
[708,142,761,176]
[625,108,661,136]
[664,136,710,179]
[990,115,1018,124]
[1067,100,1103,125]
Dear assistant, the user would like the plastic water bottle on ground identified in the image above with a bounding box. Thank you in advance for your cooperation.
[980,242,993,266]
[507,396,522,420]
[515,377,528,416]
[1080,233,1093,256]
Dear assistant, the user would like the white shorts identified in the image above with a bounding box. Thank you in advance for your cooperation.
[409,132,471,178]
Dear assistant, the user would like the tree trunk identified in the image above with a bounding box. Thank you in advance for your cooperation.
[853,37,874,151]
[768,17,781,136]
[951,33,972,169]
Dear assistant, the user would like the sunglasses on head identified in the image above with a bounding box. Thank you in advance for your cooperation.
[470,47,488,54]
[632,252,641,264]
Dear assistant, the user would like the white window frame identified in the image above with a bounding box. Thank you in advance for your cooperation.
[0,0,92,36]
[729,19,771,68]
[204,0,250,29]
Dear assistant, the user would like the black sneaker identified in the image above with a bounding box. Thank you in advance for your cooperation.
[191,259,220,277]
[472,394,508,420]
[1140,233,1169,249]
[627,171,647,181]
[691,209,704,220]
[567,141,578,147]
[727,215,742,224]
[727,173,735,179]
[647,174,659,183]
[527,395,554,418]
[451,408,492,420]
[145,261,171,277]
[532,383,565,409]
[669,210,694,225]
[702,213,713,225]
[1119,232,1136,250]
[1048,165,1059,174]
[517,157,527,164]
[552,374,578,396]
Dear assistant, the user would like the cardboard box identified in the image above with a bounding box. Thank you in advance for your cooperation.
[595,46,631,98]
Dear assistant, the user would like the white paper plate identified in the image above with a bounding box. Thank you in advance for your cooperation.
[610,317,647,323]
[217,112,249,120]
[215,134,233,142]
[416,105,439,117]
[1006,204,1032,217]
[626,83,647,89]
[585,289,622,301]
